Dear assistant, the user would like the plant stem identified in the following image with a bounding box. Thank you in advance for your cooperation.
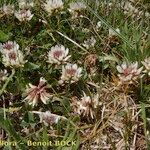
[0,69,15,96]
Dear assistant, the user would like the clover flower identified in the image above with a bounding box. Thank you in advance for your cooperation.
[109,28,120,37]
[0,41,19,54]
[2,50,25,68]
[121,1,145,19]
[2,4,14,15]
[24,78,52,107]
[43,0,64,14]
[69,2,86,12]
[141,57,150,76]
[96,21,102,30]
[82,36,96,49]
[32,111,64,126]
[0,41,25,68]
[48,45,71,64]
[59,63,82,83]
[69,2,86,18]
[18,0,34,9]
[15,9,34,22]
[145,12,150,18]
[122,1,139,15]
[116,61,143,83]
[72,92,99,119]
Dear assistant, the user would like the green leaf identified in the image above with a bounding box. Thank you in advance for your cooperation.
[72,133,80,150]
[99,55,119,62]
[0,30,9,42]
[140,103,147,135]
[42,126,48,150]
[24,62,40,71]
[84,2,135,50]
[0,113,27,149]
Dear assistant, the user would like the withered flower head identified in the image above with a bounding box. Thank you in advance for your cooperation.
[84,54,98,68]
[71,92,99,119]
[24,77,52,107]
[32,111,63,126]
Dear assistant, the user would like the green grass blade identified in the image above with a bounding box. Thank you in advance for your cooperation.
[0,115,27,149]
[84,2,135,50]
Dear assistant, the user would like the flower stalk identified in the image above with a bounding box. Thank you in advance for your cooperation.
[0,69,15,96]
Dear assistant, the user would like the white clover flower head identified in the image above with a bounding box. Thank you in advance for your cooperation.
[69,2,86,12]
[2,50,25,68]
[0,69,8,82]
[116,61,143,83]
[123,2,137,14]
[96,21,102,30]
[72,92,99,119]
[48,45,71,64]
[43,0,64,14]
[2,4,14,15]
[69,2,86,18]
[82,36,96,49]
[15,9,34,22]
[0,41,19,54]
[24,77,52,107]
[82,28,90,33]
[109,28,120,37]
[145,12,150,18]
[0,41,26,68]
[18,0,34,9]
[141,57,150,76]
[121,1,143,18]
[60,63,82,83]
[32,111,62,126]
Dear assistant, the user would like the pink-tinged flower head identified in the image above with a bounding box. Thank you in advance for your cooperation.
[60,63,82,83]
[2,50,25,68]
[48,45,71,64]
[0,41,19,54]
[0,41,26,68]
[72,92,99,119]
[69,2,86,18]
[15,9,34,22]
[32,111,64,126]
[82,36,96,49]
[69,2,86,12]
[24,78,52,107]
[43,0,64,14]
[116,61,143,83]
[2,4,14,15]
[141,57,150,76]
